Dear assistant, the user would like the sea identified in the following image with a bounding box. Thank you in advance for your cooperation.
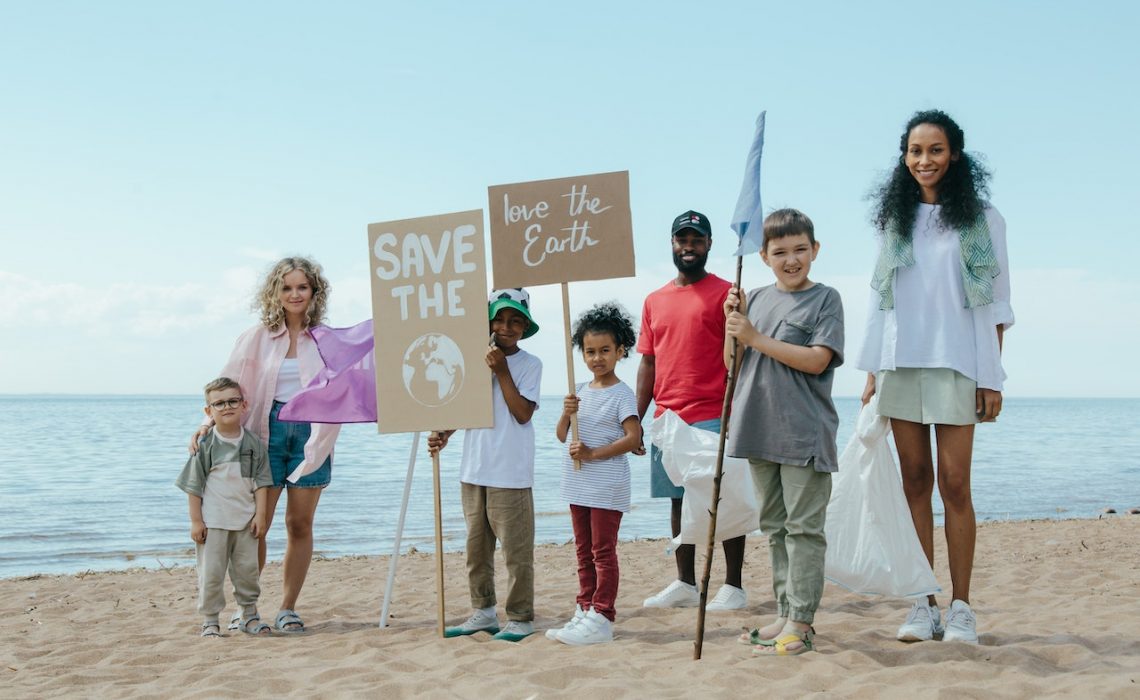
[0,396,1137,579]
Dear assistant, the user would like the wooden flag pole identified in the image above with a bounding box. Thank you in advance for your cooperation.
[562,282,582,469]
[694,255,745,660]
[431,439,446,637]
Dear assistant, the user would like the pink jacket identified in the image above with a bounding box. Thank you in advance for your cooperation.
[212,323,342,482]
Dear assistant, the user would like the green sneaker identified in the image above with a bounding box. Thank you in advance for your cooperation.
[444,609,500,638]
[492,620,534,642]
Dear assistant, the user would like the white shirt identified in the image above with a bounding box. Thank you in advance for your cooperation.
[560,381,638,512]
[857,204,1014,391]
[459,349,543,489]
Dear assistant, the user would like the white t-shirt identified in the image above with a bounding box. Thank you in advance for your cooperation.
[201,428,257,530]
[857,204,1014,391]
[459,349,543,489]
[560,381,638,512]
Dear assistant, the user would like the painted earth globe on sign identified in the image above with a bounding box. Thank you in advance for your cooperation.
[402,333,465,406]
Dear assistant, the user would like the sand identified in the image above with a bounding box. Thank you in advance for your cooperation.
[2,517,1138,698]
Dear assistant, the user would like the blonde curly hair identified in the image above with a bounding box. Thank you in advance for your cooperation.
[253,256,330,330]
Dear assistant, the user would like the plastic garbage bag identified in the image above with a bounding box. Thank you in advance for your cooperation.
[648,409,759,548]
[824,395,941,598]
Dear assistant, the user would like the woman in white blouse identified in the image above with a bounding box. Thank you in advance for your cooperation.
[859,110,1013,645]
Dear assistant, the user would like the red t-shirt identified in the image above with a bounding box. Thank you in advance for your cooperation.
[637,274,730,423]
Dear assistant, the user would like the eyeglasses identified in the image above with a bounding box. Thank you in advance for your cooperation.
[208,398,243,410]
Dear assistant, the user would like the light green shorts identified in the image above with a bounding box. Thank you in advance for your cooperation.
[877,368,977,426]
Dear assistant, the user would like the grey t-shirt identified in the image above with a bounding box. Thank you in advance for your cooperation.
[726,283,844,472]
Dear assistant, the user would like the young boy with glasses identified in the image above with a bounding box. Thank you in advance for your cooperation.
[176,377,273,637]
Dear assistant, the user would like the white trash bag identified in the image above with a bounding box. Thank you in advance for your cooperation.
[824,395,941,598]
[649,409,760,549]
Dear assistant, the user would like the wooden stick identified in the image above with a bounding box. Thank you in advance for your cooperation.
[562,282,581,469]
[694,255,745,660]
[431,440,446,637]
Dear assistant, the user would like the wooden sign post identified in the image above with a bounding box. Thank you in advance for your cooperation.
[487,171,635,467]
[368,209,493,636]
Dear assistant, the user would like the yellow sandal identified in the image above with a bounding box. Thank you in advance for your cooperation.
[752,626,815,656]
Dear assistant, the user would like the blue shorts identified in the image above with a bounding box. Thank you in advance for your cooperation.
[269,401,332,489]
[650,418,721,499]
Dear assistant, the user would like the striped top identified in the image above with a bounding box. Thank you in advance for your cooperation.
[559,381,638,512]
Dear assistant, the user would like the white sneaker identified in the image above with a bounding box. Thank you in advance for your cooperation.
[942,600,979,644]
[492,620,534,642]
[556,608,613,645]
[705,584,747,611]
[643,580,699,608]
[897,601,943,642]
[444,607,500,638]
[545,605,586,640]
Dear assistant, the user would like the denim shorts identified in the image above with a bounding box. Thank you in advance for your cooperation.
[269,401,332,488]
[650,418,721,499]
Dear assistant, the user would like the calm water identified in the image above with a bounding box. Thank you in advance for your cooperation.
[0,396,1136,579]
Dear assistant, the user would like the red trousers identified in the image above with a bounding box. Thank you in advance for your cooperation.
[570,504,623,622]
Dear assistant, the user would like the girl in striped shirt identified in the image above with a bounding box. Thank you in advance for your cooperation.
[549,303,641,646]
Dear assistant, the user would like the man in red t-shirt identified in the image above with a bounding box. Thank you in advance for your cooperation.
[636,210,747,610]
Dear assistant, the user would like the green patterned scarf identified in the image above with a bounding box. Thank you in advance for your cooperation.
[871,212,999,310]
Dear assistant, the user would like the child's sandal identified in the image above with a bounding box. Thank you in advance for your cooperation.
[240,615,272,636]
[752,626,815,656]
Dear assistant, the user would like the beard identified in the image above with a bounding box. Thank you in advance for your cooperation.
[672,250,709,274]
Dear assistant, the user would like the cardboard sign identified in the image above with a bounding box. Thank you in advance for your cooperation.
[487,170,634,288]
[367,210,493,434]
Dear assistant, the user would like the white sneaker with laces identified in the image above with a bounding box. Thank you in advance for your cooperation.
[942,599,979,644]
[705,584,747,611]
[444,607,500,638]
[545,605,586,641]
[643,580,699,608]
[897,601,942,642]
[556,608,613,645]
[492,620,534,642]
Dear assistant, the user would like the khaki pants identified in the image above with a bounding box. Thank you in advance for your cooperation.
[460,483,535,622]
[196,526,260,622]
[749,459,831,624]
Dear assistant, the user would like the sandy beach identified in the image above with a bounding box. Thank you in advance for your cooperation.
[3,517,1137,698]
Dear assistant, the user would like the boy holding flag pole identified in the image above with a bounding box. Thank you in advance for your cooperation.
[694,111,766,659]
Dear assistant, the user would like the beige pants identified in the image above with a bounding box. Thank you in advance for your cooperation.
[460,483,535,622]
[196,526,260,622]
[749,459,832,624]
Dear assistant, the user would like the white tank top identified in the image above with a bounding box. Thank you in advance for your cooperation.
[275,358,303,402]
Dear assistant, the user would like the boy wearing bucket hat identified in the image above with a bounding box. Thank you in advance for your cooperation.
[428,288,543,642]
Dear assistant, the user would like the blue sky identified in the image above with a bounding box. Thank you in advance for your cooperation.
[2,1,1137,397]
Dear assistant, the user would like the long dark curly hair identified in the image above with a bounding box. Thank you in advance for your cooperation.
[571,302,637,357]
[871,109,992,236]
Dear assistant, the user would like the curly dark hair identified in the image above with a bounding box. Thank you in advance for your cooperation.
[571,302,637,358]
[870,109,992,236]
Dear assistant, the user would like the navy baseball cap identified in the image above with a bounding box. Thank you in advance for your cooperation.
[671,210,712,237]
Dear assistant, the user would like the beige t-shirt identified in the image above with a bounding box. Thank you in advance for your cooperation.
[202,428,257,530]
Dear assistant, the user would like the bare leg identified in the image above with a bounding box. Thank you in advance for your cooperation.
[892,419,937,606]
[934,424,976,604]
[259,487,284,573]
[280,487,322,611]
[671,498,696,584]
